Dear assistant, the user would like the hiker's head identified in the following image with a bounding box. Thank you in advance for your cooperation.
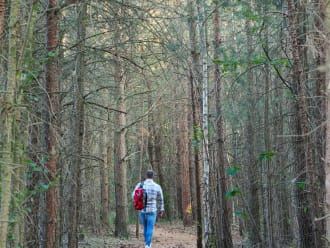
[146,169,154,179]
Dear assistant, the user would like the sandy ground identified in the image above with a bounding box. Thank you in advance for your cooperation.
[79,222,197,248]
[79,222,244,248]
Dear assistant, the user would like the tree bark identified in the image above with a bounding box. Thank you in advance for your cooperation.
[68,1,86,247]
[0,0,4,50]
[324,0,330,244]
[179,97,193,226]
[245,8,261,245]
[314,0,326,241]
[287,0,318,247]
[212,1,233,247]
[45,0,59,247]
[196,0,210,245]
[0,0,19,246]
[100,129,110,232]
[262,3,274,246]
[187,0,202,246]
[113,24,129,238]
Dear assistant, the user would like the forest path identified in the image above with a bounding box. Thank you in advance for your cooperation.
[80,222,242,247]
[80,222,197,248]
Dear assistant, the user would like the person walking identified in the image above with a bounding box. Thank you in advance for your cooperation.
[132,169,164,248]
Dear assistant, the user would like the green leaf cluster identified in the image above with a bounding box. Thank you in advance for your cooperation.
[192,125,203,150]
[226,165,241,176]
[259,151,276,161]
[225,188,241,199]
[234,210,249,219]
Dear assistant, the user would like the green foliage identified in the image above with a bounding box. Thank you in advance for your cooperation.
[226,165,241,176]
[241,6,260,22]
[297,181,306,190]
[234,210,249,219]
[166,42,180,52]
[192,125,203,150]
[259,151,276,161]
[225,188,241,199]
[25,159,42,172]
[213,57,290,67]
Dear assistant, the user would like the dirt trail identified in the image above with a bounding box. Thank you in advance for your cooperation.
[79,223,244,247]
[79,223,197,248]
[146,223,197,248]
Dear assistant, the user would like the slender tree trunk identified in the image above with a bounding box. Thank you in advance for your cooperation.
[113,30,129,238]
[245,7,261,245]
[196,0,210,245]
[287,0,317,246]
[45,0,59,247]
[179,95,193,226]
[190,77,203,248]
[100,128,109,233]
[212,1,233,247]
[326,70,330,245]
[324,0,330,244]
[326,91,330,245]
[314,0,326,240]
[68,2,86,247]
[154,125,169,217]
[0,0,19,247]
[262,4,274,246]
[187,1,202,246]
[0,0,4,50]
[147,82,155,169]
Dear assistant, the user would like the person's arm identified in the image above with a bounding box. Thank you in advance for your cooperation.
[157,186,165,217]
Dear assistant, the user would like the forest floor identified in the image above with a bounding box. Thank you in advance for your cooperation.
[79,221,243,248]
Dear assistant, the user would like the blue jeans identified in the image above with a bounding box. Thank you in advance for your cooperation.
[139,211,157,246]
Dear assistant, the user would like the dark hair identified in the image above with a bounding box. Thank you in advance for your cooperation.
[146,170,153,178]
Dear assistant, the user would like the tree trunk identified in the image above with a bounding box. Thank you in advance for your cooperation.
[324,0,330,244]
[154,125,169,217]
[0,0,19,246]
[212,1,233,247]
[196,0,210,245]
[287,0,318,246]
[326,69,330,245]
[245,8,261,245]
[262,4,274,246]
[68,1,86,247]
[187,1,202,246]
[100,128,110,232]
[147,82,155,169]
[179,97,193,226]
[0,0,4,50]
[113,34,129,238]
[313,0,326,241]
[45,0,59,247]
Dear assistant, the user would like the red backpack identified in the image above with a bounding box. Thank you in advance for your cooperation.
[133,181,147,210]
